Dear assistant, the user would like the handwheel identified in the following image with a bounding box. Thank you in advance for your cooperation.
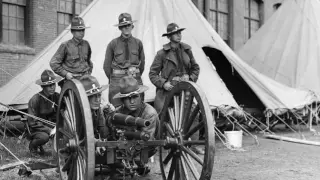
[56,79,95,180]
[159,81,215,180]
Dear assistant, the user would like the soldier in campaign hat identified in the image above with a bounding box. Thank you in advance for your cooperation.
[50,16,93,83]
[149,23,203,154]
[27,70,62,155]
[103,13,145,108]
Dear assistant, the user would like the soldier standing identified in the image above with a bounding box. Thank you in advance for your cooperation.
[103,13,145,107]
[50,16,93,81]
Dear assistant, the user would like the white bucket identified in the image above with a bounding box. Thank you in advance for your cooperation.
[224,130,243,148]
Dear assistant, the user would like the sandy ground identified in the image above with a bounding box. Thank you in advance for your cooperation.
[1,128,320,180]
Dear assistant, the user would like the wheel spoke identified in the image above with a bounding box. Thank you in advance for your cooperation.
[58,128,73,139]
[168,108,177,131]
[164,122,175,137]
[181,156,190,180]
[167,156,177,180]
[68,90,78,135]
[181,146,203,165]
[163,150,174,165]
[182,91,194,129]
[183,140,205,146]
[178,91,185,131]
[64,96,76,132]
[175,155,181,180]
[61,110,74,133]
[182,152,200,179]
[174,96,180,131]
[184,104,200,133]
[184,121,204,140]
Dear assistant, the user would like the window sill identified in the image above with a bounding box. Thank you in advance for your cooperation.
[0,43,35,55]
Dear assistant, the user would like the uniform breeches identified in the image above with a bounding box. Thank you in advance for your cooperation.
[29,132,50,148]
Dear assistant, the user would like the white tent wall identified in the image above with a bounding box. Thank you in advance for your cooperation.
[237,0,320,97]
[0,0,316,116]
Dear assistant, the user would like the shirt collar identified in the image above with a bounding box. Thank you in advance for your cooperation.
[71,38,83,46]
[119,34,132,42]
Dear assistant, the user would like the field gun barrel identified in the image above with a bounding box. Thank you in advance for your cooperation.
[112,113,151,127]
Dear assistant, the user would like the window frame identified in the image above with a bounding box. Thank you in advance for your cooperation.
[0,0,29,45]
[244,0,262,40]
[208,0,231,44]
[56,0,92,34]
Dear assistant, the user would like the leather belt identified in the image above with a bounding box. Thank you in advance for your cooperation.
[113,67,140,76]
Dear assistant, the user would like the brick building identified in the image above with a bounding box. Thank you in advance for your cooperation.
[0,0,282,87]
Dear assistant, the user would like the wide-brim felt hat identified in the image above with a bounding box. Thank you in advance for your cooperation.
[113,76,148,99]
[69,16,90,30]
[114,13,137,27]
[162,23,185,37]
[80,75,109,96]
[35,69,63,86]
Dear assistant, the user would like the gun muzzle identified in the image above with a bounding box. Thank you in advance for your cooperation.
[112,113,151,127]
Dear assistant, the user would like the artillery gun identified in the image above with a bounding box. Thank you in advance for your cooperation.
[55,79,215,180]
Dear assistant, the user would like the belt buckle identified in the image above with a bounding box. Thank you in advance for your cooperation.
[127,67,137,77]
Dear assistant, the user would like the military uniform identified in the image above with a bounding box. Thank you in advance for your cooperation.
[149,42,200,113]
[50,16,92,80]
[103,13,145,107]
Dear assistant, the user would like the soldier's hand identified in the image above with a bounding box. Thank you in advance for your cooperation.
[96,147,106,156]
[163,82,174,91]
[65,73,73,80]
[180,74,190,81]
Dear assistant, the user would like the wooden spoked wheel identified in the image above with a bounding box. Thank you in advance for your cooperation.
[56,79,95,180]
[159,81,215,180]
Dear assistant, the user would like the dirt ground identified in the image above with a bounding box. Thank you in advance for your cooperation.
[1,126,320,180]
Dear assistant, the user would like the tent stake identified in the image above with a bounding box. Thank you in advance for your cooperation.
[264,134,320,146]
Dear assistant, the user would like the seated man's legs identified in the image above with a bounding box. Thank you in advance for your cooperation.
[29,132,50,154]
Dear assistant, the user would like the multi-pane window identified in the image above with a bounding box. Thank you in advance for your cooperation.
[244,0,261,42]
[208,0,230,44]
[56,0,92,34]
[1,0,26,45]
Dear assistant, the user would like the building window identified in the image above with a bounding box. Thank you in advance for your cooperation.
[57,0,92,34]
[208,0,230,44]
[244,0,262,42]
[1,0,26,45]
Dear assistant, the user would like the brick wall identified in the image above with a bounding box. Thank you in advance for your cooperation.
[0,0,57,87]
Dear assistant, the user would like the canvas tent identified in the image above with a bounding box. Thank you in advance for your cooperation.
[237,0,320,97]
[0,0,316,115]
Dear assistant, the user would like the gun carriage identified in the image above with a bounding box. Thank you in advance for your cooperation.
[55,79,215,180]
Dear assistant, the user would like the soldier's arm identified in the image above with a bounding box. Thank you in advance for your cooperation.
[138,40,145,74]
[50,43,68,77]
[149,52,166,88]
[27,96,46,131]
[87,43,93,74]
[187,49,200,82]
[103,41,114,79]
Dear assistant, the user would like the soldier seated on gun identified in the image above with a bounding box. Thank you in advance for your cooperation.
[78,75,112,144]
[104,76,159,176]
[27,70,62,156]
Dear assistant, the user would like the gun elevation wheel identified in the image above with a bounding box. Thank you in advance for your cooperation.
[159,81,215,180]
[56,79,95,180]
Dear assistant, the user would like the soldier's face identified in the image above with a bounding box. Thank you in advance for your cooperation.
[122,94,141,111]
[169,31,182,43]
[72,29,85,40]
[89,93,101,110]
[119,24,133,36]
[43,83,56,96]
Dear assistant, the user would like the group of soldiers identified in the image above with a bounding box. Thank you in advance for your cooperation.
[26,12,202,176]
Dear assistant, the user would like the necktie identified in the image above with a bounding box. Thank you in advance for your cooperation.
[125,39,129,61]
[175,48,184,74]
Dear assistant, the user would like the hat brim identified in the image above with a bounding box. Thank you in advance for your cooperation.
[162,28,185,37]
[87,84,109,96]
[68,26,91,30]
[113,85,148,99]
[114,20,137,27]
[35,76,63,86]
